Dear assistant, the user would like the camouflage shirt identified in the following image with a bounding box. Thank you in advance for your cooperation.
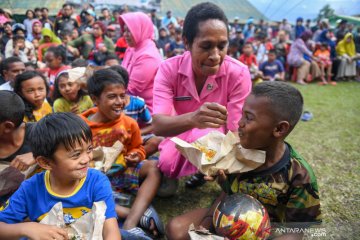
[221,143,321,225]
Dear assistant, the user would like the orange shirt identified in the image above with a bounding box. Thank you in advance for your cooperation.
[80,107,145,168]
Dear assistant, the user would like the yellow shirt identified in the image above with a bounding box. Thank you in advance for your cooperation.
[24,101,52,122]
[53,95,93,113]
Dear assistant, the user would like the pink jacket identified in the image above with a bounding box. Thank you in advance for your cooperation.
[120,12,162,113]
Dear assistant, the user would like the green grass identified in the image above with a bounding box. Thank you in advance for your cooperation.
[153,81,360,239]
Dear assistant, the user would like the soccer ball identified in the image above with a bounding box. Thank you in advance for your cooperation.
[213,194,271,240]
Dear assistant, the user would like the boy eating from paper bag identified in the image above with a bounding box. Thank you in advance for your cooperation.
[0,112,121,239]
[166,82,322,240]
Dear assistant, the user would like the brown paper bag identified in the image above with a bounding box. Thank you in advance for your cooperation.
[40,201,107,240]
[0,162,38,196]
[91,141,123,173]
[171,131,266,176]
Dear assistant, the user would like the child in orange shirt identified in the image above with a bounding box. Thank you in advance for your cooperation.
[80,68,163,238]
[314,43,335,85]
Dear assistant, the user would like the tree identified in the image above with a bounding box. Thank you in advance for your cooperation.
[315,4,335,21]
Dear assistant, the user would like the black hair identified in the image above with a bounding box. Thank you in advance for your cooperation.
[60,30,72,38]
[41,7,49,12]
[34,8,41,12]
[13,34,25,42]
[87,68,125,97]
[321,42,328,48]
[104,53,120,64]
[14,71,49,122]
[183,2,228,46]
[252,82,303,132]
[71,59,88,68]
[62,3,73,8]
[109,65,129,88]
[0,90,25,127]
[101,8,109,12]
[268,49,276,55]
[25,62,38,69]
[53,72,87,101]
[46,46,66,64]
[29,112,92,158]
[25,9,35,17]
[0,57,23,75]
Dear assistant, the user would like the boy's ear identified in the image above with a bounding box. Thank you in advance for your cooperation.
[2,121,16,134]
[36,156,52,170]
[90,95,98,106]
[273,121,290,138]
[183,37,190,50]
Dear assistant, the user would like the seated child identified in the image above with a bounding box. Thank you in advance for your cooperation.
[314,42,335,85]
[80,69,163,237]
[53,70,93,114]
[0,91,36,205]
[166,81,322,240]
[239,42,263,85]
[0,112,121,239]
[104,54,121,67]
[109,65,164,158]
[14,71,52,122]
[58,30,76,64]
[259,49,285,81]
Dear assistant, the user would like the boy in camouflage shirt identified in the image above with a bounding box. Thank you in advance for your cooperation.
[166,82,321,240]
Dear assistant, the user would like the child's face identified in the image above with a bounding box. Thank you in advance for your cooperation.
[268,53,276,61]
[20,76,47,109]
[238,94,277,150]
[58,76,81,102]
[49,139,93,181]
[105,59,119,67]
[61,35,72,44]
[243,45,253,55]
[45,51,62,69]
[93,83,126,122]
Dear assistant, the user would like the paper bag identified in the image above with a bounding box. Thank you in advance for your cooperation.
[171,131,265,176]
[0,161,38,196]
[91,141,123,173]
[188,224,224,240]
[40,201,107,240]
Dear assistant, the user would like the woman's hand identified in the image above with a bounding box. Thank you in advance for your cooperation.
[125,152,141,167]
[191,102,227,129]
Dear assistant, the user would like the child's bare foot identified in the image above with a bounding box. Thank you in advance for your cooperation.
[297,80,307,85]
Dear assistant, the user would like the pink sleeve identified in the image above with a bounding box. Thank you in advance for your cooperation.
[127,55,160,95]
[153,61,175,115]
[226,65,252,131]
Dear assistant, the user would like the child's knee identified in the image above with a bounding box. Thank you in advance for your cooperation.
[141,160,161,179]
[166,218,189,240]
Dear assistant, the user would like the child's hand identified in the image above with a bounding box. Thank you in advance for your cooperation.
[70,104,80,114]
[23,222,68,240]
[125,152,141,167]
[192,103,227,129]
[10,152,36,171]
[204,169,227,184]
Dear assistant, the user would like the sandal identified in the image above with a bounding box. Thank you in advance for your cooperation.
[185,173,206,188]
[301,111,313,121]
[121,227,153,240]
[139,205,165,237]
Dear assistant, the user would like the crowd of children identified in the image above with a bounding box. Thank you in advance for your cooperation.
[2,1,359,238]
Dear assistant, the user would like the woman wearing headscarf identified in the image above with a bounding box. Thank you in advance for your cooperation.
[27,19,43,42]
[336,32,359,80]
[37,28,62,62]
[287,30,321,84]
[120,12,162,113]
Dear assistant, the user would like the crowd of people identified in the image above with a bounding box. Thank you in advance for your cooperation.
[0,1,356,239]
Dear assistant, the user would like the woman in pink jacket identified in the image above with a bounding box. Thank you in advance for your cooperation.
[153,2,252,196]
[120,12,162,113]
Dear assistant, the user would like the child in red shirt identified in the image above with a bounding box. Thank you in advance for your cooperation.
[238,42,262,84]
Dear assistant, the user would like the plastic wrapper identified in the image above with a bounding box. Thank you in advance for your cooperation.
[188,224,225,240]
[91,141,123,173]
[171,131,265,176]
[39,201,107,240]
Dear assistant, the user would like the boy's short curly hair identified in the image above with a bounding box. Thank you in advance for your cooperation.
[252,82,303,131]
[183,2,228,46]
[87,68,126,97]
[30,112,92,158]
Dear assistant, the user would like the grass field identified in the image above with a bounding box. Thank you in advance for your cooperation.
[153,81,360,239]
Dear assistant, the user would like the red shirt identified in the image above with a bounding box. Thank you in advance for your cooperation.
[238,54,257,68]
